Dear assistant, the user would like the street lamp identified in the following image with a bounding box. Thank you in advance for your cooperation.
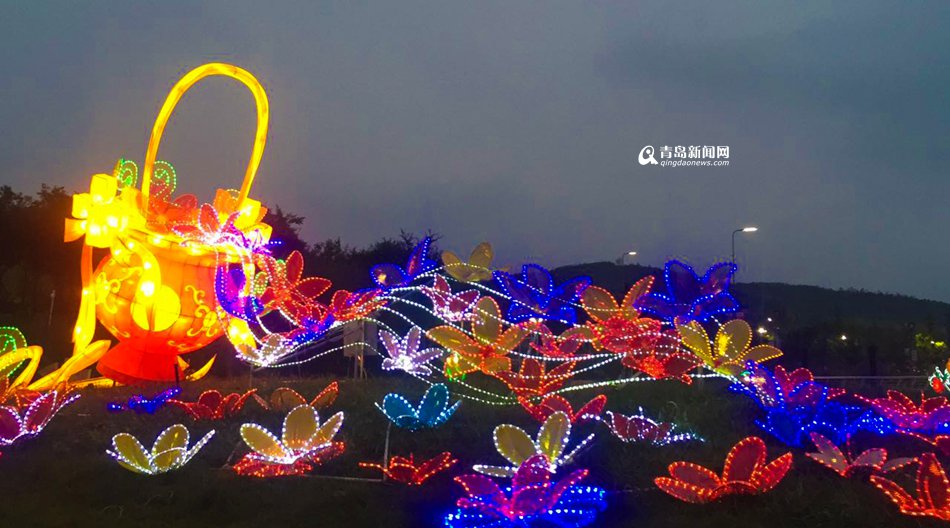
[731,226,758,263]
[617,251,637,265]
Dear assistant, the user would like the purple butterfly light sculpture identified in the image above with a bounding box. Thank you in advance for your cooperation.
[371,237,438,289]
[492,264,590,324]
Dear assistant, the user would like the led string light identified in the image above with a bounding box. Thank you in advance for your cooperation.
[654,436,793,504]
[108,423,215,475]
[234,404,345,477]
[473,411,594,477]
[378,383,460,431]
[359,451,458,485]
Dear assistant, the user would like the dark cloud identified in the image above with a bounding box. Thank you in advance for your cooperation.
[1,1,947,301]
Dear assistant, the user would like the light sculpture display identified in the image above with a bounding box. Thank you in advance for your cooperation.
[13,61,950,524]
[473,411,594,477]
[259,382,339,412]
[359,452,457,485]
[235,404,345,477]
[169,389,258,420]
[871,453,950,521]
[0,390,79,451]
[108,423,215,475]
[654,436,792,503]
[805,432,914,478]
[379,383,460,431]
[446,455,606,528]
[597,409,701,445]
[62,63,274,384]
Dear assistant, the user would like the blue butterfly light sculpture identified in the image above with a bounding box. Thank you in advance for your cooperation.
[379,383,460,431]
[633,260,739,323]
[492,264,590,324]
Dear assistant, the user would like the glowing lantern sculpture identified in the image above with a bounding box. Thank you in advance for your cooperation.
[63,63,274,383]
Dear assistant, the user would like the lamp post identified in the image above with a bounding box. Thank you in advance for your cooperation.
[731,227,758,263]
[617,251,637,265]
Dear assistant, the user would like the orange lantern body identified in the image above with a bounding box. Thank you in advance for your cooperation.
[63,63,272,384]
[92,232,228,383]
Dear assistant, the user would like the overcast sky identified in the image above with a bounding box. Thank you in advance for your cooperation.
[2,2,948,301]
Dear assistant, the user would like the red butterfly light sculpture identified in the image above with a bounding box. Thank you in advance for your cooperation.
[600,410,701,445]
[581,278,663,355]
[621,330,700,384]
[495,358,576,399]
[654,436,792,503]
[518,394,606,424]
[857,390,950,433]
[421,275,479,322]
[870,452,950,521]
[806,432,914,478]
[170,389,258,420]
[359,452,457,485]
[326,289,385,323]
[258,251,332,324]
[528,323,591,359]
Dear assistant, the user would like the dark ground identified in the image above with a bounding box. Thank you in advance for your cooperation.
[0,374,943,528]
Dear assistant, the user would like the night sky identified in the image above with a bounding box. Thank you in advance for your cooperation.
[2,2,948,301]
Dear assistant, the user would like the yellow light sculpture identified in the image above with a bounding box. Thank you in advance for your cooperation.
[61,63,273,384]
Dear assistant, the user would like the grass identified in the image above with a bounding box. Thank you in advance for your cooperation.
[0,374,943,528]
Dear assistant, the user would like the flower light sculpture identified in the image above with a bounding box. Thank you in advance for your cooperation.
[730,363,887,447]
[260,382,339,412]
[446,455,606,528]
[518,394,606,425]
[380,326,443,376]
[234,404,344,477]
[492,264,591,324]
[806,432,914,478]
[379,383,460,431]
[677,319,782,378]
[871,453,950,521]
[598,409,702,445]
[427,297,525,379]
[359,452,457,485]
[634,260,740,323]
[169,389,258,420]
[581,277,662,355]
[654,436,792,503]
[108,424,214,475]
[441,242,494,283]
[858,390,950,435]
[473,411,594,477]
[421,276,480,322]
[371,237,438,289]
[0,390,79,450]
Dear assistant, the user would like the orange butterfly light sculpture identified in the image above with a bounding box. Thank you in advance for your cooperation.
[581,279,700,383]
[257,382,339,413]
[518,393,607,424]
[427,297,525,378]
[870,452,950,521]
[494,357,576,399]
[806,432,914,478]
[359,452,457,485]
[654,436,792,503]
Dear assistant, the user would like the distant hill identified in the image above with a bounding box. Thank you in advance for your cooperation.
[552,261,950,329]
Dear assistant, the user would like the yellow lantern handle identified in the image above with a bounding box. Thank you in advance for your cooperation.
[141,63,269,212]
